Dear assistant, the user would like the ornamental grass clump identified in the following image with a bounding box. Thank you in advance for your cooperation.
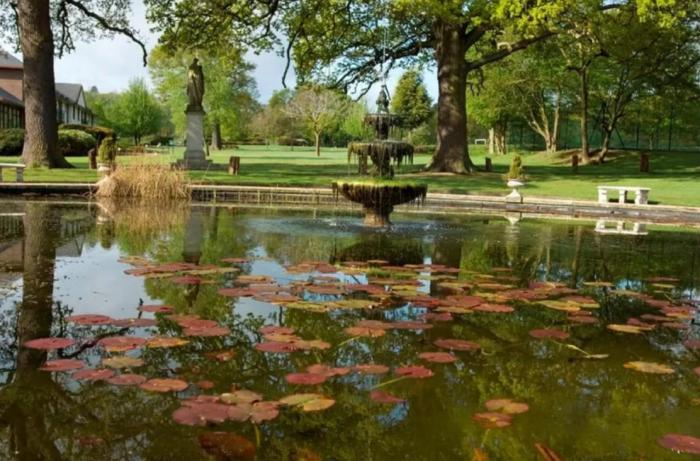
[96,162,190,200]
[506,154,524,180]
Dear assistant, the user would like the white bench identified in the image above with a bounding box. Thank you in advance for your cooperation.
[0,163,26,183]
[595,220,648,236]
[597,186,650,205]
[474,138,487,145]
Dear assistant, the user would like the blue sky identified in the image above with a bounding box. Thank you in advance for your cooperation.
[1,0,439,106]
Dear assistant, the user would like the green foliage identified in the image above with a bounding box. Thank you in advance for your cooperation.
[110,78,165,145]
[57,130,96,157]
[507,154,524,179]
[98,138,117,164]
[59,124,116,142]
[0,128,24,155]
[391,69,433,131]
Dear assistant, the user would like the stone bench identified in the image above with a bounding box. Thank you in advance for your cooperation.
[0,163,26,183]
[597,186,650,205]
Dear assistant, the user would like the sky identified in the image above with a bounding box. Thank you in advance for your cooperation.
[1,0,438,105]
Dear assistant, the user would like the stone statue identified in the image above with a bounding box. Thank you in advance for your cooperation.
[187,58,205,111]
[376,84,390,113]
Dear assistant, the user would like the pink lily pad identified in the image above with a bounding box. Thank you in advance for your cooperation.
[370,390,405,404]
[99,336,147,352]
[68,314,113,325]
[183,326,231,337]
[173,402,231,426]
[472,412,513,428]
[138,305,174,314]
[255,342,299,353]
[473,303,514,313]
[111,318,157,328]
[353,364,390,375]
[395,365,434,379]
[72,368,115,381]
[419,352,457,363]
[24,337,75,350]
[306,364,351,377]
[658,434,700,455]
[139,378,189,393]
[285,373,328,385]
[259,325,295,335]
[434,339,481,351]
[40,359,85,372]
[106,373,147,386]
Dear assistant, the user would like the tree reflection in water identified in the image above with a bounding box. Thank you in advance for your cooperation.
[0,204,698,460]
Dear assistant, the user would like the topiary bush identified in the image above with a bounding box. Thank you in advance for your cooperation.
[0,128,24,155]
[98,137,117,166]
[59,124,115,143]
[58,129,97,157]
[507,154,524,180]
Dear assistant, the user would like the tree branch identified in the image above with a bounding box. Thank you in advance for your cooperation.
[468,32,555,70]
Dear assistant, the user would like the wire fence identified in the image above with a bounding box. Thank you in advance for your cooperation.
[505,112,700,153]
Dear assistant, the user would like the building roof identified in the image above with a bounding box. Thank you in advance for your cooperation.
[0,49,22,70]
[55,83,84,103]
[0,87,23,108]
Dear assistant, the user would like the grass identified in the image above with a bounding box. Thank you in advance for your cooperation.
[2,144,700,206]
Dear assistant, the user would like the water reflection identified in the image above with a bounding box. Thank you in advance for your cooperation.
[0,202,698,460]
[595,219,649,236]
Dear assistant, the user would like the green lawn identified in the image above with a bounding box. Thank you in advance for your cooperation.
[2,145,699,206]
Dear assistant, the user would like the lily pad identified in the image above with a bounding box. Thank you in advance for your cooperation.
[658,434,700,455]
[68,314,113,325]
[112,318,157,328]
[173,402,231,426]
[285,373,328,385]
[106,373,147,386]
[301,398,336,412]
[183,326,231,337]
[146,337,190,348]
[139,378,189,392]
[40,359,85,372]
[259,325,295,335]
[395,365,434,379]
[102,356,144,369]
[624,361,675,374]
[434,339,481,351]
[370,390,405,404]
[473,303,515,313]
[344,327,385,338]
[472,412,513,428]
[221,390,262,404]
[24,337,75,350]
[306,364,351,377]
[418,352,457,363]
[353,364,390,375]
[607,324,647,334]
[484,399,530,414]
[72,368,115,381]
[250,401,280,423]
[138,305,174,314]
[255,342,299,353]
[99,336,147,352]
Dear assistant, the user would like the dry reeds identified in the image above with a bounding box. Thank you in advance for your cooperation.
[95,162,190,201]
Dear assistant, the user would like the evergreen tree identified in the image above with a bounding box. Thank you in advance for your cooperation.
[391,70,433,132]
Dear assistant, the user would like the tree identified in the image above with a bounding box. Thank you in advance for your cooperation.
[391,69,433,137]
[149,46,259,149]
[285,87,346,157]
[250,89,298,144]
[111,79,163,145]
[0,0,145,168]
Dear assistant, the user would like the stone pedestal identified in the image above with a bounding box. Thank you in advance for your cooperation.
[176,110,211,170]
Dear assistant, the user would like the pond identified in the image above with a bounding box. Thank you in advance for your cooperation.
[1,200,700,460]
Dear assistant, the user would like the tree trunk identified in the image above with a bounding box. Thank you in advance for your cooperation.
[425,20,474,173]
[579,68,591,164]
[598,129,612,163]
[314,131,321,157]
[494,121,507,155]
[210,121,222,150]
[488,128,495,156]
[17,0,71,168]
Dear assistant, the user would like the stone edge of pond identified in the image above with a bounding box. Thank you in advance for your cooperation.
[1,182,700,226]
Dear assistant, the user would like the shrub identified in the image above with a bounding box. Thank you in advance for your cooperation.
[0,128,24,155]
[58,129,96,157]
[98,137,118,165]
[96,162,190,200]
[507,154,524,180]
[59,124,115,142]
[413,145,435,154]
[278,136,309,146]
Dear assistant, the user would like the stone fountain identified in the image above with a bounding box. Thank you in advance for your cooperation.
[333,86,427,227]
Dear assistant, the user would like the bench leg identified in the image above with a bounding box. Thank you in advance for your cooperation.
[635,191,648,205]
[618,191,627,204]
[598,189,608,204]
[16,169,23,183]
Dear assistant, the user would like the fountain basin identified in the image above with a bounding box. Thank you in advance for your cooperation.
[332,181,427,227]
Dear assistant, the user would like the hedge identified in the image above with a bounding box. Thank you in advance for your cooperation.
[59,124,115,142]
[58,129,97,157]
[0,128,25,155]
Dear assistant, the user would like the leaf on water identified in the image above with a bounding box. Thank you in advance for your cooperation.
[484,399,530,414]
[285,373,328,385]
[395,365,434,379]
[102,356,144,369]
[472,412,513,429]
[205,350,237,362]
[138,305,174,314]
[259,325,295,335]
[568,315,598,325]
[560,295,600,309]
[422,312,454,322]
[623,361,675,374]
[255,342,299,353]
[139,378,189,393]
[658,434,700,455]
[236,275,273,284]
[68,314,113,325]
[434,339,481,351]
[294,339,332,351]
[106,373,147,386]
[529,329,570,340]
[370,390,405,404]
[353,364,390,375]
[173,402,231,426]
[306,364,351,377]
[344,327,386,338]
[283,301,329,313]
[111,318,157,328]
[72,368,115,381]
[146,337,190,348]
[199,432,256,461]
[607,324,646,334]
[391,321,434,331]
[301,398,336,412]
[250,401,280,423]
[100,336,147,352]
[538,300,580,313]
[221,389,263,405]
[24,337,75,350]
[473,303,515,313]
[40,359,85,372]
[279,393,324,406]
[418,352,457,364]
[183,326,231,337]
[534,442,563,461]
[330,299,377,310]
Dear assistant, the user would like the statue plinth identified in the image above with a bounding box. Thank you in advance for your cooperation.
[176,108,211,170]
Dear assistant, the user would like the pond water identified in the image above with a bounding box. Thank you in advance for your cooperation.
[1,201,700,460]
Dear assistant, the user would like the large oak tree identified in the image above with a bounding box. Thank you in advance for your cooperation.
[0,0,145,167]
